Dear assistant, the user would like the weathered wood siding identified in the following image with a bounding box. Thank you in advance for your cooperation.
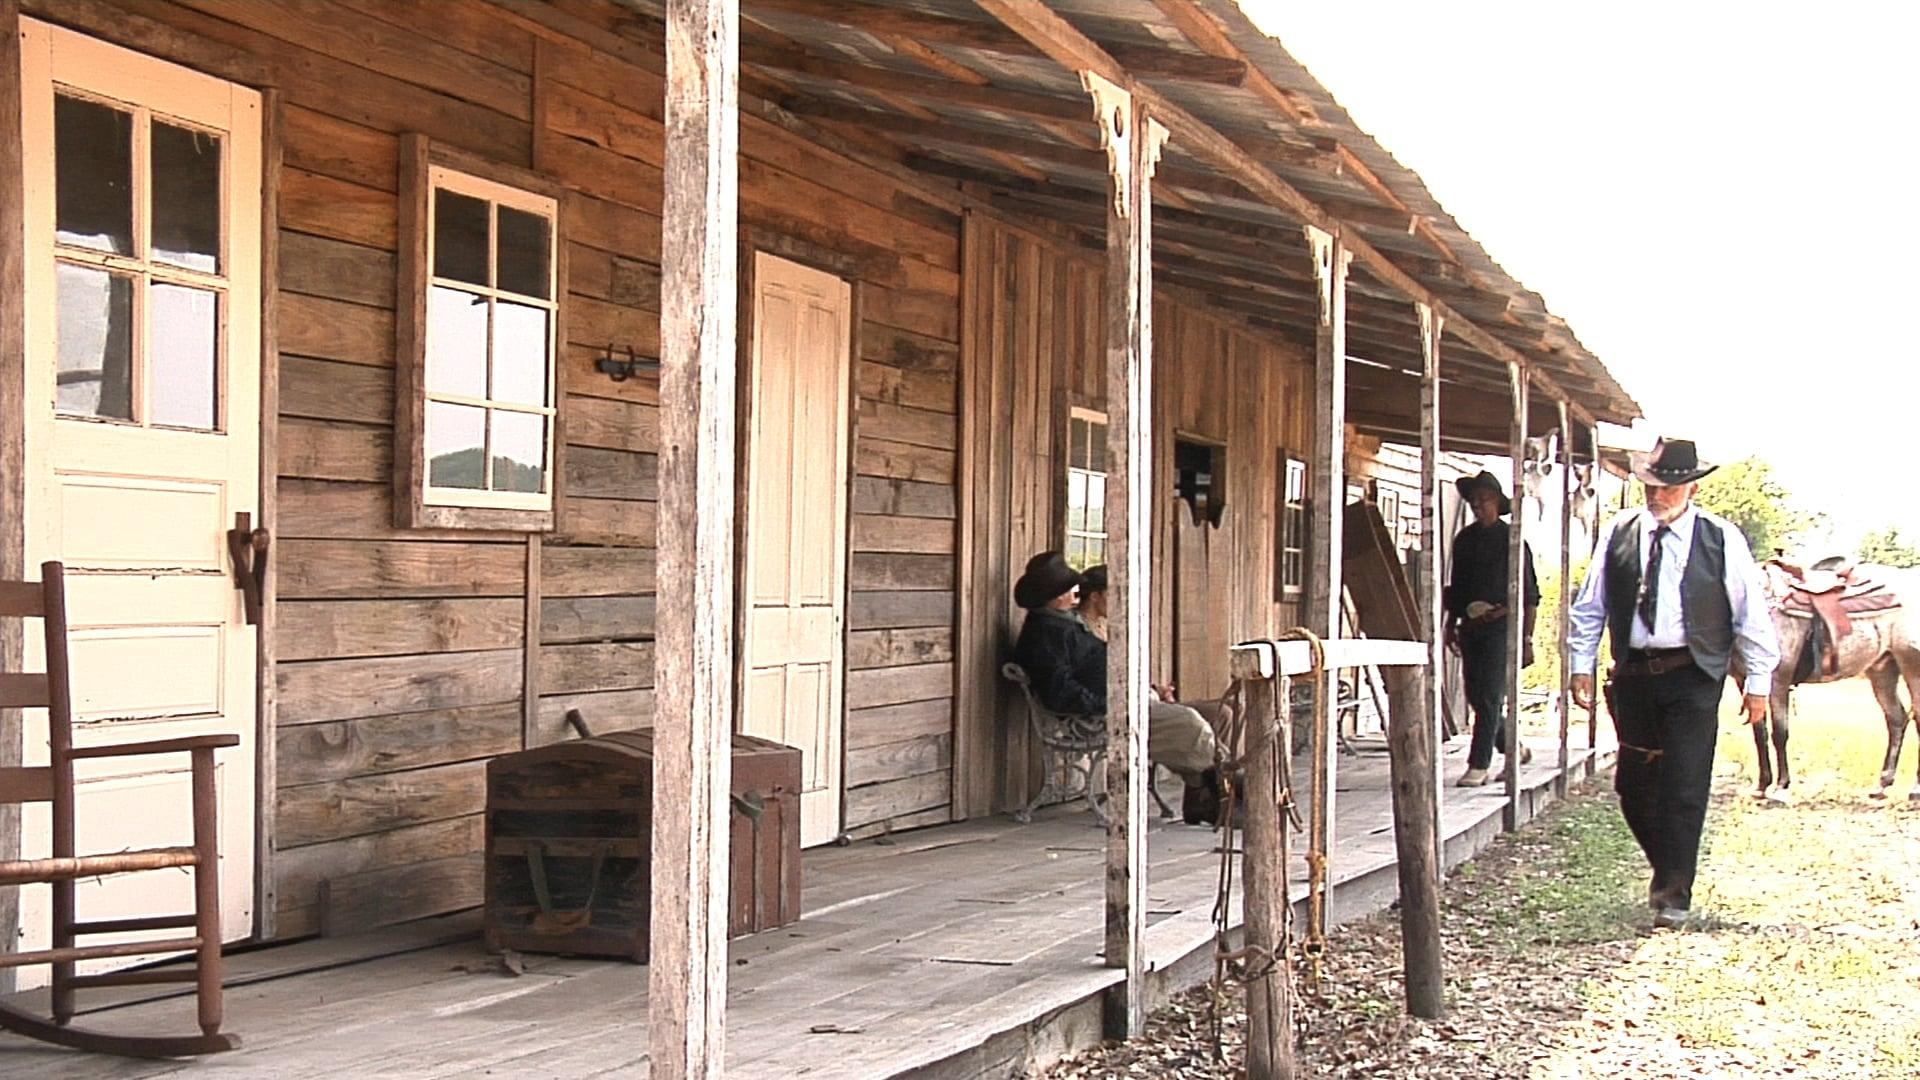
[956,215,1312,813]
[39,0,962,937]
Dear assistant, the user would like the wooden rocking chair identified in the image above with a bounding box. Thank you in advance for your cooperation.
[0,561,239,1057]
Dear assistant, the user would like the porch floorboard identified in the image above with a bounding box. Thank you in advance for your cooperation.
[0,735,1611,1078]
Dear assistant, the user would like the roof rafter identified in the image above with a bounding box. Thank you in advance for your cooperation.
[967,0,1601,427]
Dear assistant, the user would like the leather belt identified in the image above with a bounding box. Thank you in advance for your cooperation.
[1614,648,1695,678]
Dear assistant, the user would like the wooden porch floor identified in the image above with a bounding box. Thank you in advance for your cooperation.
[1,734,1611,1078]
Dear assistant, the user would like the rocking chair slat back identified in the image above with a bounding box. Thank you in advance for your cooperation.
[0,561,238,1058]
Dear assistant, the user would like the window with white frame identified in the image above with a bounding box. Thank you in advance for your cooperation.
[397,138,564,530]
[1378,486,1402,544]
[1064,408,1108,569]
[1277,451,1307,600]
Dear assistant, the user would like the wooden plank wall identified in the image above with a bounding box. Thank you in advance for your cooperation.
[957,215,1311,813]
[64,0,961,937]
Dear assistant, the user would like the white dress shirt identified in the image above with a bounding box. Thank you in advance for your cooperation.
[1568,505,1780,696]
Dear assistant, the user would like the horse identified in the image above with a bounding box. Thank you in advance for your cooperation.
[1736,562,1920,802]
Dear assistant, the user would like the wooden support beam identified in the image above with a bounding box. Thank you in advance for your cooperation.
[1147,0,1320,124]
[967,0,1606,430]
[649,0,739,1073]
[1385,663,1444,1017]
[1238,668,1293,1080]
[0,0,24,997]
[1585,424,1602,756]
[1502,361,1527,832]
[1555,400,1573,796]
[1089,71,1164,1041]
[1417,303,1446,887]
[1305,223,1349,951]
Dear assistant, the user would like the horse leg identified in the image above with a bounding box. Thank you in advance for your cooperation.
[1869,656,1908,798]
[1897,657,1920,801]
[1765,683,1794,802]
[1749,705,1774,797]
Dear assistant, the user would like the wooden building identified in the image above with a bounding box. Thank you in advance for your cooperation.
[0,0,1639,1063]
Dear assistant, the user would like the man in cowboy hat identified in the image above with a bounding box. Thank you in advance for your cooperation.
[1567,438,1779,929]
[1445,470,1541,787]
[1011,551,1223,822]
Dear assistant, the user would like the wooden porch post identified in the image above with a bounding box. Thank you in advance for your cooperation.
[1586,423,1602,764]
[0,0,25,996]
[1502,362,1528,831]
[1555,399,1573,796]
[1417,302,1444,884]
[1086,71,1165,1040]
[1233,648,1291,1080]
[650,0,739,1074]
[1384,661,1444,1017]
[1306,225,1349,927]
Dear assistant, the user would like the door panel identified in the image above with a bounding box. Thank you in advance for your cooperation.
[742,254,851,848]
[18,20,262,977]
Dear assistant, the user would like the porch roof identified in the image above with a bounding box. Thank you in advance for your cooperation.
[607,0,1640,454]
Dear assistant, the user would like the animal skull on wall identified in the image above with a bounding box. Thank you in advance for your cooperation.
[1520,433,1557,516]
[1569,463,1598,535]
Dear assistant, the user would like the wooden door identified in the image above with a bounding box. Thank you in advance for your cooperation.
[17,20,262,969]
[742,254,852,848]
[1172,512,1229,702]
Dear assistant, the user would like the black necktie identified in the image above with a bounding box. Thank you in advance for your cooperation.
[1638,524,1671,631]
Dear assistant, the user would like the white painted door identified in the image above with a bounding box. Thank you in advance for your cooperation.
[17,20,262,973]
[743,253,851,848]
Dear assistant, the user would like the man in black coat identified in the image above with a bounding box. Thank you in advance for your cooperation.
[1445,471,1540,787]
[1010,552,1220,819]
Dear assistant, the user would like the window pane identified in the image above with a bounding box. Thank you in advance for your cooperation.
[150,283,218,429]
[1068,417,1086,469]
[1087,538,1104,565]
[433,189,490,287]
[55,264,134,420]
[1086,479,1104,533]
[493,301,550,407]
[426,402,486,489]
[1088,423,1108,473]
[496,206,550,300]
[490,410,546,494]
[55,95,133,255]
[426,286,488,399]
[1066,471,1087,531]
[151,121,222,273]
[1065,536,1084,569]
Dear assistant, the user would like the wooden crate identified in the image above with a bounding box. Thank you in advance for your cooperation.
[483,730,802,962]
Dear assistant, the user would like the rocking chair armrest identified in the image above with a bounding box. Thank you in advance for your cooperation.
[66,734,242,761]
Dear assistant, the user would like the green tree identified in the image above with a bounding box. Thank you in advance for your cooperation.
[1690,456,1819,558]
[1858,526,1920,568]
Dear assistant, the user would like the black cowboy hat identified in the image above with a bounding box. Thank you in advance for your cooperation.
[1630,437,1717,487]
[1013,551,1083,610]
[1453,470,1512,516]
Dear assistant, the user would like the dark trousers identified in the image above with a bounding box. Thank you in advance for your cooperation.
[1460,625,1509,770]
[1608,663,1721,909]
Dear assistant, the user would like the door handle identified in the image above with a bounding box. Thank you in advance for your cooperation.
[227,511,269,626]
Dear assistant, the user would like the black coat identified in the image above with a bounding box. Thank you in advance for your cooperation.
[1013,607,1106,716]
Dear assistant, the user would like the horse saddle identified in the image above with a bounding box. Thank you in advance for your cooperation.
[1768,557,1902,678]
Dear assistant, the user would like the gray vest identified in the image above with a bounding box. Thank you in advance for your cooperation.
[1604,514,1735,680]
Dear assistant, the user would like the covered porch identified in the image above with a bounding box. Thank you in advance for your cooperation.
[0,0,1644,1073]
[1,740,1607,1078]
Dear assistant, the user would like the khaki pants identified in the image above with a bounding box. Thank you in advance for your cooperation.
[1147,699,1218,783]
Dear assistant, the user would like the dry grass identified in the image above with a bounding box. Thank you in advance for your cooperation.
[1044,681,1920,1079]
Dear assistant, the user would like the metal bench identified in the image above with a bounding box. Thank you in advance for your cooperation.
[1001,662,1177,824]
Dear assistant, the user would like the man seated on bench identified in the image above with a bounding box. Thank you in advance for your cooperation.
[1013,551,1225,824]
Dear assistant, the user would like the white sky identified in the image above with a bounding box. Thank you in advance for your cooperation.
[1238,1,1920,548]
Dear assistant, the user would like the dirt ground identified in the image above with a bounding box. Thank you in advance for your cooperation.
[1043,681,1920,1079]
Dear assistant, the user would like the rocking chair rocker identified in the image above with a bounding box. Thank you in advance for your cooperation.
[0,561,239,1057]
